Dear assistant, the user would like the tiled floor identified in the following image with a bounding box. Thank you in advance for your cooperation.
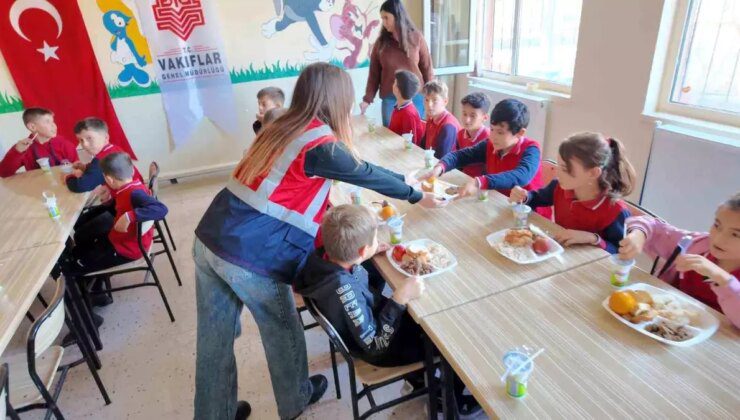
[5,171,451,419]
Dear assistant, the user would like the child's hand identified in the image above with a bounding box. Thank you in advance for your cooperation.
[619,230,646,260]
[676,254,732,286]
[72,169,83,178]
[555,229,598,247]
[392,276,425,305]
[72,161,86,170]
[416,165,444,183]
[113,214,130,233]
[375,242,391,255]
[360,101,370,115]
[456,179,478,199]
[15,137,33,153]
[96,186,112,203]
[509,186,528,204]
[418,192,450,208]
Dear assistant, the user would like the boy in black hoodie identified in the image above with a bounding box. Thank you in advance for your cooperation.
[295,204,426,366]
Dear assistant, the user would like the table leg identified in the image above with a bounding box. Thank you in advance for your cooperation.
[441,358,459,420]
[64,288,101,370]
[424,335,438,420]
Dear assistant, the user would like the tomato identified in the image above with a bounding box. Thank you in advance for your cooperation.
[392,245,406,262]
[532,237,550,255]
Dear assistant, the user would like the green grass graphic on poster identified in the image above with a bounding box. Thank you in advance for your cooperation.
[0,60,369,114]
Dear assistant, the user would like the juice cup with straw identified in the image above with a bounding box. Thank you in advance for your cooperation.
[367,117,377,133]
[501,346,542,399]
[609,255,635,287]
[42,191,60,219]
[402,132,413,150]
[387,216,404,245]
[512,204,531,228]
[36,157,51,173]
[424,149,434,169]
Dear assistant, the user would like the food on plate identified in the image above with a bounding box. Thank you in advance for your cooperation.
[378,200,396,221]
[645,321,694,342]
[427,244,452,268]
[631,290,653,305]
[421,177,436,192]
[532,236,550,255]
[392,245,406,262]
[629,302,657,323]
[445,186,459,196]
[504,229,534,247]
[400,258,435,276]
[609,291,638,316]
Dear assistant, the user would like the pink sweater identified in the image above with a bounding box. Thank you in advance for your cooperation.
[627,216,740,328]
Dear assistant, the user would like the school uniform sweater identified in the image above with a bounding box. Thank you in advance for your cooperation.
[108,180,168,260]
[65,144,143,193]
[453,127,490,177]
[422,111,461,159]
[524,180,631,253]
[0,136,78,178]
[363,31,433,103]
[388,101,425,145]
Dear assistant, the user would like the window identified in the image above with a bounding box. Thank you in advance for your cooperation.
[424,1,477,75]
[479,0,583,91]
[660,0,740,123]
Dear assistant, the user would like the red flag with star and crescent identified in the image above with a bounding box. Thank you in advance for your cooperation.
[0,0,137,158]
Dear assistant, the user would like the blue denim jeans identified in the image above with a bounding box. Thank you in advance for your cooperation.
[192,238,311,420]
[380,93,426,127]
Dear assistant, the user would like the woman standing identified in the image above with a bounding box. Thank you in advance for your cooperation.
[193,63,447,420]
[360,0,433,127]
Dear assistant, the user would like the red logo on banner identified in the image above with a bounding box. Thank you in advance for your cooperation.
[152,0,205,41]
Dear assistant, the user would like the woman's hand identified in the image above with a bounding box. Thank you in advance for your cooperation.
[509,186,528,204]
[416,165,444,183]
[676,254,732,286]
[619,230,646,260]
[456,179,479,199]
[418,191,449,208]
[555,229,598,247]
[360,101,370,115]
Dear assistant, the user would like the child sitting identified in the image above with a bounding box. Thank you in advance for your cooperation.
[388,70,425,145]
[253,87,285,134]
[295,204,482,416]
[510,132,635,253]
[619,193,740,326]
[0,107,78,177]
[65,117,143,193]
[421,79,461,159]
[455,92,491,177]
[261,107,287,129]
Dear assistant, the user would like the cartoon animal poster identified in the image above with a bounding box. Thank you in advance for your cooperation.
[0,0,381,114]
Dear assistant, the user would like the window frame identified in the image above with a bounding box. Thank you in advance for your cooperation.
[654,0,740,127]
[423,0,478,76]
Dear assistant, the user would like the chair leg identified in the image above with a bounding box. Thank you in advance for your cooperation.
[148,264,175,322]
[64,312,112,405]
[424,335,439,420]
[25,311,35,323]
[29,370,64,420]
[64,288,101,370]
[162,217,177,251]
[330,341,341,399]
[156,222,182,287]
[70,278,103,351]
[349,371,360,420]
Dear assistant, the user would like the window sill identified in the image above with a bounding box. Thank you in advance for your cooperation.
[467,76,571,102]
[642,110,740,146]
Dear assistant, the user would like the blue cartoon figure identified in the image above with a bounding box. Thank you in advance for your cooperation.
[97,0,152,88]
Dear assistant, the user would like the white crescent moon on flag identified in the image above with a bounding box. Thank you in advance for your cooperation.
[9,0,63,42]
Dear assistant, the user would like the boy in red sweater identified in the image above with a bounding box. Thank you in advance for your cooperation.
[388,70,425,145]
[0,108,78,177]
[421,79,461,159]
[456,92,491,177]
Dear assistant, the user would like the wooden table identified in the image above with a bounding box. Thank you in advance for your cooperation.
[421,259,740,419]
[0,167,89,254]
[343,116,608,318]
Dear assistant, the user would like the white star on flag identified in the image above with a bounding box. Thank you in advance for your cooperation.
[37,41,59,61]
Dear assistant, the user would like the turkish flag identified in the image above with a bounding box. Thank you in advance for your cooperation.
[0,0,137,159]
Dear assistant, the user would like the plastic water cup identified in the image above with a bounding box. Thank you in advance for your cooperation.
[367,118,377,133]
[402,133,413,150]
[60,159,73,174]
[42,191,60,219]
[609,255,635,287]
[503,349,535,399]
[478,189,488,201]
[387,216,404,245]
[36,157,51,173]
[349,187,363,206]
[424,149,435,169]
[512,204,532,228]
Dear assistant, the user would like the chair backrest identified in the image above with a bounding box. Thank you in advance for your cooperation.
[148,161,160,198]
[541,158,557,186]
[28,277,66,358]
[304,297,352,358]
[624,200,661,220]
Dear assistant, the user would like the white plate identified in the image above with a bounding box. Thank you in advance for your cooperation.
[486,227,564,264]
[385,239,458,279]
[601,283,719,347]
[367,201,401,225]
[409,170,459,200]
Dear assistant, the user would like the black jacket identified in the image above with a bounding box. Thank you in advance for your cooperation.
[295,249,407,358]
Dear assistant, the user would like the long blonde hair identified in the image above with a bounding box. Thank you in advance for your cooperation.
[234,63,356,184]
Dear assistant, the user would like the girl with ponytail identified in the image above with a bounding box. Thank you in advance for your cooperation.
[509,132,636,253]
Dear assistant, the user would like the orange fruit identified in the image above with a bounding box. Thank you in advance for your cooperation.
[379,203,395,220]
[609,291,637,315]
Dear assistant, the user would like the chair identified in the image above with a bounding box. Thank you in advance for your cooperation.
[1,277,110,419]
[624,200,663,275]
[541,158,558,186]
[2,363,20,420]
[148,162,178,253]
[293,292,319,331]
[304,298,430,420]
[82,221,176,322]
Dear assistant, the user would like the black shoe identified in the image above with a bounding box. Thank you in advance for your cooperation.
[61,332,77,347]
[92,312,104,328]
[90,294,113,307]
[234,400,251,420]
[457,394,482,419]
[307,374,328,405]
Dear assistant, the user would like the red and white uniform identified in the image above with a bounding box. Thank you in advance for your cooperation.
[456,126,489,177]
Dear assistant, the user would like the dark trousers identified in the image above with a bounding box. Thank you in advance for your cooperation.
[61,234,133,279]
[74,204,115,249]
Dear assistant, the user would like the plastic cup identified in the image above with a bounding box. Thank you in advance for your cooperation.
[387,216,404,245]
[42,191,60,219]
[609,255,635,287]
[367,117,377,133]
[503,349,535,399]
[60,159,73,174]
[512,204,532,228]
[424,149,435,169]
[402,133,413,150]
[349,187,363,205]
[36,157,51,173]
[478,189,488,201]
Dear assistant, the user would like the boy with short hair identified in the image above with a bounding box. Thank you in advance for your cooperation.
[388,70,425,145]
[65,117,143,193]
[456,92,491,177]
[422,98,550,217]
[0,107,78,177]
[421,79,461,159]
[253,87,285,134]
[261,107,287,129]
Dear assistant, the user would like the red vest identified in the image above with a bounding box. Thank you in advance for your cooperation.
[679,254,739,313]
[553,185,626,233]
[226,120,335,237]
[424,111,461,152]
[96,144,144,184]
[109,180,153,260]
[457,126,489,177]
[389,102,426,145]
